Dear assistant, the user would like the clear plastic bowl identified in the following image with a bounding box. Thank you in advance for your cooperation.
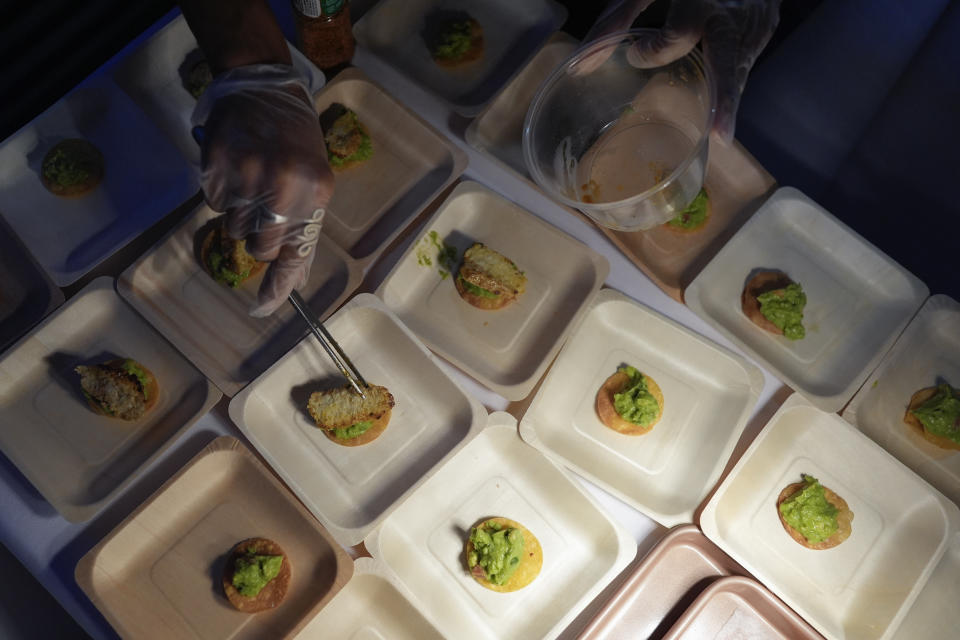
[523,30,715,231]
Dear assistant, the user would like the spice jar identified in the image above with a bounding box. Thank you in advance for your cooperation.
[292,0,355,72]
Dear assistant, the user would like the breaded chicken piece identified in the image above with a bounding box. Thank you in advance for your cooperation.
[75,359,157,421]
[307,384,395,446]
[455,243,526,310]
[319,102,373,170]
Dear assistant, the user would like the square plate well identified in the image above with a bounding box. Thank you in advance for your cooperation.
[75,436,353,640]
[520,288,762,526]
[685,186,928,412]
[228,294,487,547]
[315,67,467,261]
[365,416,634,640]
[843,295,960,506]
[0,277,220,521]
[0,77,196,286]
[297,558,444,639]
[700,393,959,640]
[376,180,608,400]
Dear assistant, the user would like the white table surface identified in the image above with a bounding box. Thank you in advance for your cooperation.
[0,11,785,640]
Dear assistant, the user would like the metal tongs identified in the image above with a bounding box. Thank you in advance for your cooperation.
[288,291,367,398]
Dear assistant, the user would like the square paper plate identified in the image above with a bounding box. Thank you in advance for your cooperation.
[464,33,777,303]
[76,437,353,640]
[376,180,608,400]
[842,295,960,506]
[365,414,635,640]
[0,76,196,286]
[111,13,325,166]
[0,277,220,521]
[314,67,468,261]
[296,557,444,639]
[0,216,64,354]
[700,393,960,640]
[353,0,567,116]
[579,524,747,640]
[892,532,960,639]
[464,32,579,176]
[118,203,363,396]
[686,187,928,412]
[519,288,763,526]
[661,576,822,640]
[228,293,488,547]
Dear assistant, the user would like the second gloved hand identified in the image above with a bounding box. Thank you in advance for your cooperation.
[585,0,782,141]
[193,64,334,317]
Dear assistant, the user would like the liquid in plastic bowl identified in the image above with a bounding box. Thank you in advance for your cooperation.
[523,29,715,231]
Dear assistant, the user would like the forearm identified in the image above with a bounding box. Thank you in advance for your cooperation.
[179,0,291,73]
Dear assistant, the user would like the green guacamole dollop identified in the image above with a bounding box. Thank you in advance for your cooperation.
[206,250,250,288]
[231,553,283,597]
[468,521,524,586]
[121,360,151,400]
[333,420,373,440]
[757,282,806,340]
[912,383,960,443]
[429,231,459,275]
[779,475,838,544]
[613,365,660,427]
[458,275,498,299]
[43,147,94,187]
[432,21,474,60]
[666,189,709,229]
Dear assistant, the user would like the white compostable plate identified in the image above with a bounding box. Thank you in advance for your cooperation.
[0,277,220,521]
[111,12,325,166]
[376,181,608,400]
[892,532,960,639]
[314,67,468,260]
[295,557,444,639]
[353,0,567,116]
[519,288,763,526]
[0,76,196,286]
[464,31,579,176]
[685,187,928,412]
[365,414,635,640]
[700,393,960,640]
[843,295,960,506]
[0,216,64,354]
[228,293,488,547]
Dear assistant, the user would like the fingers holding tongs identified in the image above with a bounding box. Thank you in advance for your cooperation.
[288,290,367,398]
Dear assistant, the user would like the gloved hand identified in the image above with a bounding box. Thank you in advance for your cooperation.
[585,0,782,141]
[192,64,333,317]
